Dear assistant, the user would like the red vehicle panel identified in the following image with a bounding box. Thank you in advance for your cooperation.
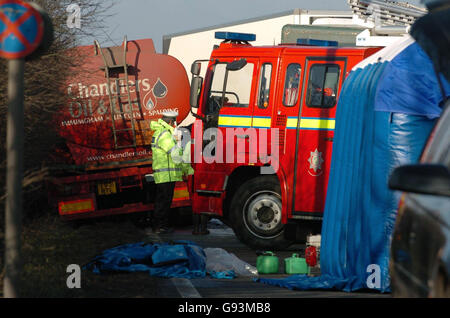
[54,38,190,166]
[188,33,381,248]
[48,38,192,219]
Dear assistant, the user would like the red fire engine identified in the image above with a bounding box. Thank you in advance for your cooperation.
[188,32,381,248]
[47,37,192,220]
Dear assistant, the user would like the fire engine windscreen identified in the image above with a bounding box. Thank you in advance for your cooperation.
[207,62,254,113]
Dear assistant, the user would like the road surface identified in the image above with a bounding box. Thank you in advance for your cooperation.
[146,219,391,299]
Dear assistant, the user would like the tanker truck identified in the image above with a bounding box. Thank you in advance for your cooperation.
[47,37,192,220]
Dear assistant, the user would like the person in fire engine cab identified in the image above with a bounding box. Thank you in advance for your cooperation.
[284,66,301,106]
[149,110,192,234]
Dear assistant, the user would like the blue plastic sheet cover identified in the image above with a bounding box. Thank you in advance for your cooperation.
[375,42,450,119]
[84,241,207,279]
[257,38,438,292]
[83,241,239,279]
[152,244,188,266]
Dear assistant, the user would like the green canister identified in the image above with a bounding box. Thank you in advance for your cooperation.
[284,253,307,274]
[256,251,279,274]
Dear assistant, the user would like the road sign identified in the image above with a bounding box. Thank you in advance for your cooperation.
[1,0,52,298]
[0,0,44,59]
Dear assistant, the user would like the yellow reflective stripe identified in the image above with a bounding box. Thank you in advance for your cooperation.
[218,116,271,128]
[252,117,271,128]
[218,115,252,127]
[59,199,94,215]
[173,188,190,200]
[286,117,297,129]
[286,117,335,130]
[300,118,335,130]
[218,115,334,130]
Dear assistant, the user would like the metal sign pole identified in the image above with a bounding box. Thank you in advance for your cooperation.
[4,58,25,298]
[0,0,52,298]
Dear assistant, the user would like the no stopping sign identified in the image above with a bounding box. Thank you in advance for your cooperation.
[0,0,44,59]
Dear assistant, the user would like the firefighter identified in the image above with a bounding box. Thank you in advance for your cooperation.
[149,110,185,234]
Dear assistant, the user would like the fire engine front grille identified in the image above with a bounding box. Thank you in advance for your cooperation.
[276,114,287,127]
[279,129,285,149]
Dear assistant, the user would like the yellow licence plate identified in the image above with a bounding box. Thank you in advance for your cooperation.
[97,181,117,195]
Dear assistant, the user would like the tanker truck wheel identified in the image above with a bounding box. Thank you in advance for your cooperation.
[229,176,293,250]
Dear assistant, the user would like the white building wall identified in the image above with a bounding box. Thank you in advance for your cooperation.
[164,10,364,80]
[166,14,295,80]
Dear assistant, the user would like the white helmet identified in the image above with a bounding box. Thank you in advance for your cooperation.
[162,110,179,119]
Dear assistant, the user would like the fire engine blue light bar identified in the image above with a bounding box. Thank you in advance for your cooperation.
[215,32,256,42]
[297,38,338,47]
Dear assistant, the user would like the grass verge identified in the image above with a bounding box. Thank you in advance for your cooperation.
[1,213,161,298]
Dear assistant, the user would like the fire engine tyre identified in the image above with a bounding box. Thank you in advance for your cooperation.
[229,176,293,250]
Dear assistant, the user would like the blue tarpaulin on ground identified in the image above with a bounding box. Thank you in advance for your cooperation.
[83,241,243,279]
[257,36,441,292]
[83,241,208,279]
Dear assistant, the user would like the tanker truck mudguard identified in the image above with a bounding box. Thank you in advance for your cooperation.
[48,37,191,220]
[189,32,381,249]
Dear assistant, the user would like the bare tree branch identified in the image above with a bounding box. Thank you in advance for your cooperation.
[0,0,116,217]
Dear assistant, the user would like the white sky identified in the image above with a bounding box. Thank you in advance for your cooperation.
[89,0,425,53]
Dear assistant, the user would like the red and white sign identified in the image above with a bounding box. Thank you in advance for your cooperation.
[0,0,44,59]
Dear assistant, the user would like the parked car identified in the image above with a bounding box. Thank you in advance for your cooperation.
[389,102,450,297]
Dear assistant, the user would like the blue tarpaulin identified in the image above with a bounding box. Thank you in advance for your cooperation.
[83,241,208,279]
[83,241,241,279]
[375,41,450,119]
[257,36,442,292]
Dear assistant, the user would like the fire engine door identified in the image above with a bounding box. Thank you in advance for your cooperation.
[251,59,277,163]
[292,57,347,216]
[205,58,258,163]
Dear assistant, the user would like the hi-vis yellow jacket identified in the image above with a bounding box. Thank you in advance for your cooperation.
[181,140,195,177]
[150,119,184,184]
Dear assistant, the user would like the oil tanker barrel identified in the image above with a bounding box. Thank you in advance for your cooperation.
[53,38,190,168]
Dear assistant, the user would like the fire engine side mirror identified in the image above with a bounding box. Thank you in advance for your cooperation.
[191,62,201,76]
[227,58,247,71]
[190,76,203,108]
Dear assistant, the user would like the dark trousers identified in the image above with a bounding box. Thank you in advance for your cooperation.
[153,181,176,228]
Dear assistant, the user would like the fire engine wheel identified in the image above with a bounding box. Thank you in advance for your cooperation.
[229,176,292,250]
